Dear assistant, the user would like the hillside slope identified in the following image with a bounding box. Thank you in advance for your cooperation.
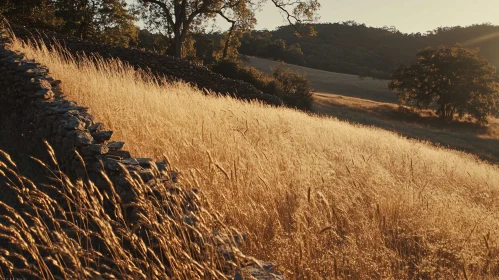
[12,35,499,279]
[243,55,395,103]
[0,30,286,279]
[240,23,499,78]
[243,56,499,163]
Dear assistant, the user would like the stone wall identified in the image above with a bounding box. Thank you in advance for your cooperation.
[12,26,283,106]
[0,30,283,280]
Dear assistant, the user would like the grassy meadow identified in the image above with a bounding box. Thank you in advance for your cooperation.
[242,55,396,103]
[9,38,499,279]
[244,56,499,164]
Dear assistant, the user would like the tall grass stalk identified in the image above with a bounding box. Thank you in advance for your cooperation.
[8,35,499,279]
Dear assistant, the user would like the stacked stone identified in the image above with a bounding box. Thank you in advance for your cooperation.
[0,33,285,279]
[13,27,284,107]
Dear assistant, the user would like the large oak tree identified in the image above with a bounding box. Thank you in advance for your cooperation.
[388,45,499,125]
[137,0,320,58]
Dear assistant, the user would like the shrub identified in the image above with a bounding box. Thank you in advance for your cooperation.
[272,66,313,110]
[211,59,313,110]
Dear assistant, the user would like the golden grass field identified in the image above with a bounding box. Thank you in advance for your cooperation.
[8,38,499,279]
[244,56,499,164]
[0,146,231,279]
[243,56,396,103]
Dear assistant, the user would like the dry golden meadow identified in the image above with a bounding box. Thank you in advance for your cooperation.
[6,37,499,279]
[0,146,233,279]
[244,55,499,164]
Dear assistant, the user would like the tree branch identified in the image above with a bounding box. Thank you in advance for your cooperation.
[144,0,175,27]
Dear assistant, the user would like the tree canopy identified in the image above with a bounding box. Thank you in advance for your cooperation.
[136,0,320,58]
[55,0,138,46]
[1,0,138,47]
[388,45,499,125]
[0,0,62,29]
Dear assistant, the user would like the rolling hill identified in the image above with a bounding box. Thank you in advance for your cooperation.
[240,23,499,79]
[9,32,499,279]
[243,55,499,164]
[243,55,395,103]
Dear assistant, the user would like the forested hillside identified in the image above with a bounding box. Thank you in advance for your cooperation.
[239,22,499,78]
[4,1,498,80]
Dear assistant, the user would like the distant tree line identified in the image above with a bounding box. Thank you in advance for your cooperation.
[237,22,499,79]
[6,2,499,81]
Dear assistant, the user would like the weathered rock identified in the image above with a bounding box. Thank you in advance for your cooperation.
[136,169,155,182]
[92,130,113,141]
[107,141,125,150]
[50,80,62,87]
[16,63,39,72]
[104,159,122,171]
[23,67,48,77]
[89,122,105,133]
[156,161,168,172]
[61,116,85,130]
[107,150,132,159]
[34,88,54,99]
[121,158,139,165]
[95,154,122,161]
[87,144,109,154]
[74,131,93,146]
[136,158,154,167]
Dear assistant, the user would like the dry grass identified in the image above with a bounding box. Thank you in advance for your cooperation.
[313,93,499,164]
[9,37,499,279]
[245,55,499,163]
[242,55,396,103]
[0,145,233,279]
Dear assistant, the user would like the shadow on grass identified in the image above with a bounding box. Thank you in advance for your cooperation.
[313,99,499,164]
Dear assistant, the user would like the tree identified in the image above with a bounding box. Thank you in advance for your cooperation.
[55,0,138,46]
[0,0,137,47]
[0,0,62,29]
[136,0,320,58]
[388,45,499,125]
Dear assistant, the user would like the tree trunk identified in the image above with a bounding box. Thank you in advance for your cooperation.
[175,35,183,58]
[222,22,236,59]
[440,103,455,121]
[77,0,92,40]
[440,103,447,119]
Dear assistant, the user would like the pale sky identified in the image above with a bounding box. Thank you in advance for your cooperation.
[128,0,499,34]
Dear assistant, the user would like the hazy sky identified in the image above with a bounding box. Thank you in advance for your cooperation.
[129,0,499,34]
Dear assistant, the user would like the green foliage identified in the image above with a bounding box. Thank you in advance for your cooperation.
[191,32,240,65]
[136,29,170,54]
[211,59,275,91]
[272,65,312,110]
[239,22,499,79]
[136,0,320,58]
[211,59,313,110]
[0,0,62,29]
[388,45,499,125]
[55,0,138,47]
[0,0,138,47]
